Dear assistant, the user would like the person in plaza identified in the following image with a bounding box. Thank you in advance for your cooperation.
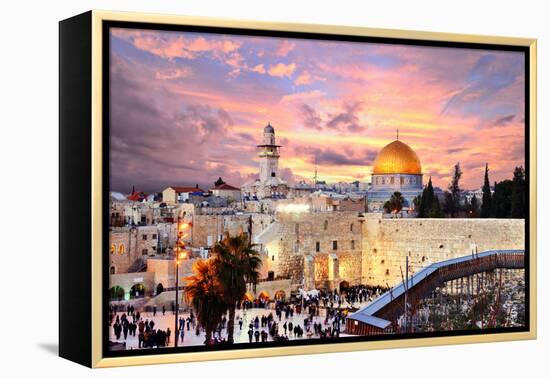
[247,328,253,343]
[122,321,129,340]
[162,305,166,316]
[180,325,185,343]
[113,321,122,340]
[166,327,171,344]
[153,305,157,317]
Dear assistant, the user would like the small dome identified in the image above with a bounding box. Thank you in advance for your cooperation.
[372,140,422,174]
[264,123,274,133]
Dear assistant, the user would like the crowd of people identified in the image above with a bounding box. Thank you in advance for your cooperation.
[109,284,387,349]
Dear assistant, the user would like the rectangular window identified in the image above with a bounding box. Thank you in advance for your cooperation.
[315,241,320,252]
[332,240,338,250]
[142,234,147,240]
[152,234,157,239]
[142,249,148,255]
[351,240,355,250]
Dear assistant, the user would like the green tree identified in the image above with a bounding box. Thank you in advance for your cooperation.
[428,195,442,218]
[418,177,442,218]
[413,194,422,214]
[511,166,526,218]
[492,179,513,218]
[184,260,228,345]
[211,233,262,344]
[481,163,492,218]
[447,163,463,217]
[468,194,480,217]
[383,191,405,214]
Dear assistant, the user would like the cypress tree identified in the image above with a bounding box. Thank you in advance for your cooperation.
[429,195,442,218]
[511,166,526,218]
[417,177,435,218]
[481,163,492,218]
[447,163,463,217]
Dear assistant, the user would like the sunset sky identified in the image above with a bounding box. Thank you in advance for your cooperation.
[109,27,526,193]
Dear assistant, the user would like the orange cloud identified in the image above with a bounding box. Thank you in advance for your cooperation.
[268,62,297,77]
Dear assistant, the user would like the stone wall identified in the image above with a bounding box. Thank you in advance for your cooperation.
[109,226,159,274]
[361,214,525,287]
[258,211,364,287]
[191,213,273,248]
[109,272,156,297]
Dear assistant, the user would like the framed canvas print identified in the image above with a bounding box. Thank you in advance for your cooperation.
[59,10,537,368]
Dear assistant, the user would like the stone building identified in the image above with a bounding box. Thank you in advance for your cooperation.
[241,123,289,199]
[109,225,159,274]
[368,135,423,212]
[162,186,204,205]
[254,211,364,291]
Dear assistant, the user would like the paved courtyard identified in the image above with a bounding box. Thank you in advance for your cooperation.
[110,300,372,350]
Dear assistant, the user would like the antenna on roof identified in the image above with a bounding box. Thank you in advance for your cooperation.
[396,128,399,140]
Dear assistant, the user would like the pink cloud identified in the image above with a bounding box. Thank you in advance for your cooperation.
[155,67,192,80]
[275,40,296,56]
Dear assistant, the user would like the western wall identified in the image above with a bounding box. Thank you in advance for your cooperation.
[361,214,525,287]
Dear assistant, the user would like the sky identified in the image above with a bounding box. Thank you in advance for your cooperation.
[109,27,526,193]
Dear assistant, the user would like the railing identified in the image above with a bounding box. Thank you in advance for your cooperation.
[346,249,525,334]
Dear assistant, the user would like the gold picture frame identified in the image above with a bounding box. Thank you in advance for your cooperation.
[59,10,537,368]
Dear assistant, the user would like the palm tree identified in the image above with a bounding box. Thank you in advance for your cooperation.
[383,191,405,214]
[211,232,262,344]
[184,259,227,345]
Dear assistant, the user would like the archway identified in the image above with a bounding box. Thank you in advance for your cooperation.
[130,283,145,299]
[258,291,270,302]
[274,290,286,301]
[156,283,164,295]
[339,280,350,293]
[243,292,254,302]
[109,286,125,301]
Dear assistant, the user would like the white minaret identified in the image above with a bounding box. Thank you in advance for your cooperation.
[258,123,281,183]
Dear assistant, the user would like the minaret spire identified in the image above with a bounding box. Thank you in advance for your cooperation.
[314,156,318,184]
[396,128,399,140]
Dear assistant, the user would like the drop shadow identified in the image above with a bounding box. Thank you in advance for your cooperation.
[38,343,59,356]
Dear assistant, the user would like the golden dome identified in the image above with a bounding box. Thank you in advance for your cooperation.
[372,140,421,174]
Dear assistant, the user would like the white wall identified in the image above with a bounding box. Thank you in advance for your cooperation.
[1,0,547,376]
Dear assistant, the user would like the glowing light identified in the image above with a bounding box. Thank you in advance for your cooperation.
[179,223,189,230]
[178,251,187,260]
[276,203,310,213]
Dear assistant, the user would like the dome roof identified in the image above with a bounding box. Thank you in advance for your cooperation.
[264,123,274,133]
[372,140,421,174]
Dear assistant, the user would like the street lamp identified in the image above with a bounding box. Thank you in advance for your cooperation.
[174,217,190,347]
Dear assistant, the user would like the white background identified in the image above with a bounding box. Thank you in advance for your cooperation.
[0,0,547,376]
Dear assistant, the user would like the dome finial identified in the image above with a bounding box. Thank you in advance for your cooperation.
[396,128,399,140]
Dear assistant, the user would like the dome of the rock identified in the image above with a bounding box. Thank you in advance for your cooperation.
[372,140,422,175]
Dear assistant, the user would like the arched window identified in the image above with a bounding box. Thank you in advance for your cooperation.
[324,220,328,230]
[350,223,354,232]
[110,244,115,254]
[118,244,124,254]
[110,266,116,275]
